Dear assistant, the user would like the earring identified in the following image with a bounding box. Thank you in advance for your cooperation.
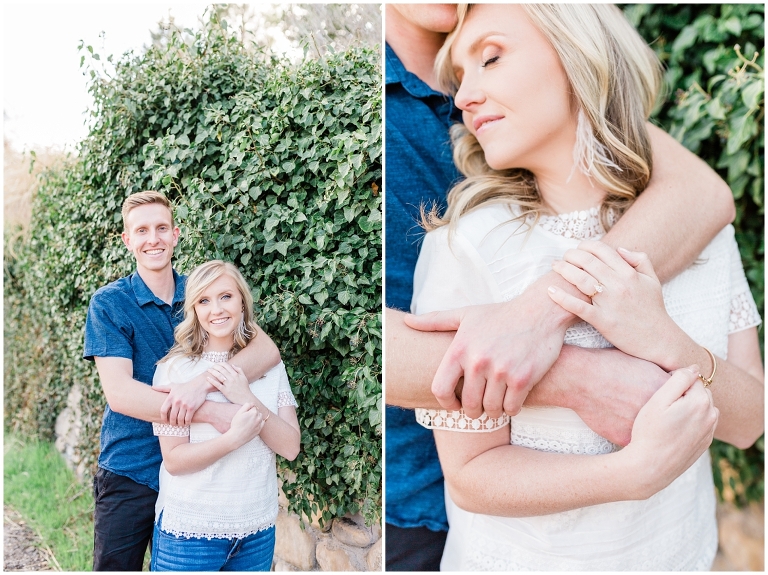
[236,313,247,342]
[569,109,620,182]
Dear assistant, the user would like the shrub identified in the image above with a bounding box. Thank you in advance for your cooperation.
[625,4,764,505]
[4,13,381,525]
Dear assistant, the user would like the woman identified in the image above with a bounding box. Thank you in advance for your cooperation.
[150,260,300,571]
[412,4,763,570]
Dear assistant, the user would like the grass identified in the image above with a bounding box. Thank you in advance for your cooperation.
[4,433,94,571]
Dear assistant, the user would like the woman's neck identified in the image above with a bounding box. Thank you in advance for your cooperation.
[524,131,608,215]
[203,334,234,354]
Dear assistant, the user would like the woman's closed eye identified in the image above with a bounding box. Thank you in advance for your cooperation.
[482,55,500,68]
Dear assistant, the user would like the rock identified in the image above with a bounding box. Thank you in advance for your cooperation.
[309,507,332,533]
[717,501,764,571]
[272,556,298,571]
[274,512,316,571]
[366,537,382,571]
[53,384,82,478]
[315,540,358,571]
[332,517,376,547]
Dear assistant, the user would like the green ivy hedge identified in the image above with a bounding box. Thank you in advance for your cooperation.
[625,4,764,505]
[4,15,381,525]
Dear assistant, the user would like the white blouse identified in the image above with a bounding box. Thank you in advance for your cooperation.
[413,203,760,571]
[152,354,297,540]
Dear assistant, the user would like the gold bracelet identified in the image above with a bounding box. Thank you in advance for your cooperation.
[698,347,717,388]
[263,410,271,423]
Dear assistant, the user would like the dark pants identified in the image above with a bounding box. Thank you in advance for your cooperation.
[93,468,157,571]
[385,523,448,571]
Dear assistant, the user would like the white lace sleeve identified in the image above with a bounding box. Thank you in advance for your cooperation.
[277,390,298,408]
[415,408,510,432]
[153,422,190,437]
[275,362,298,408]
[728,236,761,334]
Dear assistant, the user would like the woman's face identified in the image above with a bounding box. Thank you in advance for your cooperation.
[193,273,244,347]
[450,5,577,173]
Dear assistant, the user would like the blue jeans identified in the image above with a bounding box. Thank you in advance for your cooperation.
[150,517,275,572]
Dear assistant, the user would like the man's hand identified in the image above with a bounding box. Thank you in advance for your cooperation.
[531,346,670,446]
[405,275,576,418]
[158,371,212,426]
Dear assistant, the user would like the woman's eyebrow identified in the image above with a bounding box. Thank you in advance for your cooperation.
[466,31,507,55]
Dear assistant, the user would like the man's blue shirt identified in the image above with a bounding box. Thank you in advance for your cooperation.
[385,43,461,532]
[83,270,186,491]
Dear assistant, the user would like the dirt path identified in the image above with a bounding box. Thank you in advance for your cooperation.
[3,505,54,571]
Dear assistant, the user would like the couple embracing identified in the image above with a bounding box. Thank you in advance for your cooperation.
[84,191,300,571]
[385,4,763,571]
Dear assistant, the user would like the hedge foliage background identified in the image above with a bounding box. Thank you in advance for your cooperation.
[4,13,381,525]
[625,4,764,505]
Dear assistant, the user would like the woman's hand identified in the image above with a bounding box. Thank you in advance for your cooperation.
[547,241,684,369]
[207,363,255,405]
[620,366,719,498]
[225,403,265,448]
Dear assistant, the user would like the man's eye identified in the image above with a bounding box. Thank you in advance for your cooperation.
[482,56,500,67]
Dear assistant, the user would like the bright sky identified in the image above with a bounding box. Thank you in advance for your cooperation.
[3,2,299,152]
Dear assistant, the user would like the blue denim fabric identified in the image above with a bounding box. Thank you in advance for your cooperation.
[150,519,275,572]
[384,44,462,532]
[83,270,186,491]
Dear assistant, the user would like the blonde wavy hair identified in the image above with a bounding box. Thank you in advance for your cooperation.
[426,4,663,232]
[161,260,258,362]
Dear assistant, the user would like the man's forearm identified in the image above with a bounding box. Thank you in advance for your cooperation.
[386,308,454,408]
[603,124,734,282]
[229,324,281,382]
[107,375,236,426]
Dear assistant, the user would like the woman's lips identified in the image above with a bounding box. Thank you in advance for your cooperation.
[473,115,504,134]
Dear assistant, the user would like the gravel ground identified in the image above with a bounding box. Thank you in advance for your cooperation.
[3,506,53,571]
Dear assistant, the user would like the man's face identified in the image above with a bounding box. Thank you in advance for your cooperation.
[390,4,458,34]
[121,203,180,274]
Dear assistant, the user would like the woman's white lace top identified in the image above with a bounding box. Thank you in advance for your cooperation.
[152,355,297,540]
[412,203,760,571]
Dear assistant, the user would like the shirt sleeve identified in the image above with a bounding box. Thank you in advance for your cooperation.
[276,362,298,408]
[728,237,762,334]
[411,226,499,314]
[83,290,134,361]
[412,226,508,433]
[152,359,190,437]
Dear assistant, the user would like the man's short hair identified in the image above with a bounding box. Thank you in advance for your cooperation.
[121,191,174,230]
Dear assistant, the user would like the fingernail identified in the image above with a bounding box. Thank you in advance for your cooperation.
[618,247,631,254]
[547,286,557,294]
[685,364,700,374]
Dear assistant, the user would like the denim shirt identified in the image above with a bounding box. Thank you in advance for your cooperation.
[84,270,186,491]
[385,44,462,532]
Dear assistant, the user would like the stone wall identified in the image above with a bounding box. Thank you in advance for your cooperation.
[274,484,381,571]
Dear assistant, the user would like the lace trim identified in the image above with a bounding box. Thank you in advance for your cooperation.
[415,408,510,432]
[510,419,618,455]
[200,350,231,363]
[729,290,762,333]
[277,390,298,408]
[534,206,617,240]
[159,520,276,541]
[154,423,190,437]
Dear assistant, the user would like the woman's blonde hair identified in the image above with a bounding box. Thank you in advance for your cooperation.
[162,260,258,362]
[427,4,663,232]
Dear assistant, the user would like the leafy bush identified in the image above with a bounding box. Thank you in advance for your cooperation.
[4,14,381,525]
[625,4,764,505]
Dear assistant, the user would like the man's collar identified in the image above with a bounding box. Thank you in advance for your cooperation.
[131,269,184,306]
[385,43,445,100]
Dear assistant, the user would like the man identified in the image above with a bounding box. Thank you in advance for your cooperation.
[84,191,280,570]
[384,4,736,571]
